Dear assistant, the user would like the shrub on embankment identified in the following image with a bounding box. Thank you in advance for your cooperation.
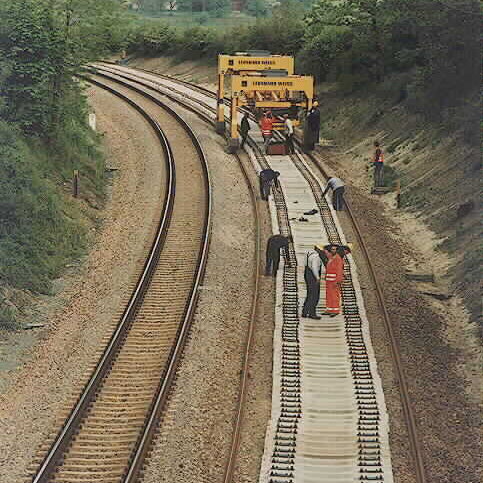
[0,0,127,329]
[0,121,103,330]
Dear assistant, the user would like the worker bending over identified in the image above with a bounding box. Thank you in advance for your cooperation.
[323,245,350,316]
[323,176,345,211]
[259,169,280,201]
[265,234,291,277]
[302,245,329,319]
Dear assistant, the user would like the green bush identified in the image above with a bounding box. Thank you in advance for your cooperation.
[0,122,88,294]
[0,303,19,331]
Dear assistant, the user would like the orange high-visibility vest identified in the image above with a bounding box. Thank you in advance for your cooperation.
[325,254,344,283]
[375,149,384,163]
[260,117,273,136]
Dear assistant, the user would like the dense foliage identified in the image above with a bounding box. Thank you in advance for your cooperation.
[299,0,480,112]
[0,0,125,327]
[0,122,86,294]
[127,0,480,117]
[0,0,126,139]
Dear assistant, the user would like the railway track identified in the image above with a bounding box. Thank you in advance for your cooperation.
[84,63,425,483]
[86,66,269,483]
[28,75,211,483]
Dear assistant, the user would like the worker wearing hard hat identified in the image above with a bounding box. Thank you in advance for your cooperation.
[301,244,332,319]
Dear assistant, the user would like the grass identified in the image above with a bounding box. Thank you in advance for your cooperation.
[0,117,105,330]
[0,304,20,331]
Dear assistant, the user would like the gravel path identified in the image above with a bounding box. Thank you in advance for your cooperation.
[231,151,275,483]
[312,148,481,483]
[0,86,166,483]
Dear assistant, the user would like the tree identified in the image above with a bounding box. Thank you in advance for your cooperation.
[302,0,386,85]
[0,0,125,139]
[246,0,269,17]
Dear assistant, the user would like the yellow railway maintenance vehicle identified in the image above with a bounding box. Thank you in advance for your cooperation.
[216,51,294,134]
[227,72,314,152]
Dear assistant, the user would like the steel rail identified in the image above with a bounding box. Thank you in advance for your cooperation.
[90,65,265,483]
[304,148,427,483]
[220,136,262,483]
[87,74,213,483]
[31,77,176,483]
[31,74,213,483]
[98,61,218,100]
[92,64,426,483]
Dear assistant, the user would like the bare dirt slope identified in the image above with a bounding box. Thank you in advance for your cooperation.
[319,88,480,327]
[128,56,217,90]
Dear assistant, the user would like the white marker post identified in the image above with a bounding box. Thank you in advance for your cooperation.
[88,113,96,131]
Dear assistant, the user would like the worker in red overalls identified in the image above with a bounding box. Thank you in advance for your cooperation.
[260,111,274,153]
[323,245,351,317]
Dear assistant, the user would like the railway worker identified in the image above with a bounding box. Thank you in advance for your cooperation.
[306,102,321,151]
[240,112,250,149]
[322,176,345,211]
[323,243,338,263]
[265,234,292,277]
[260,111,274,153]
[373,141,385,187]
[259,168,280,201]
[322,245,350,317]
[283,114,295,154]
[302,244,329,319]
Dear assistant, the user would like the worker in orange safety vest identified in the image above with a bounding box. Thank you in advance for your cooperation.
[323,245,351,317]
[260,111,274,153]
[373,141,385,187]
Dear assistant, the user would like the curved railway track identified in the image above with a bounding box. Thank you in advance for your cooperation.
[29,75,212,483]
[83,63,425,483]
[87,65,267,483]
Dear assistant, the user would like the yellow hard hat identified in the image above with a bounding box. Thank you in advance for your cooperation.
[315,244,325,251]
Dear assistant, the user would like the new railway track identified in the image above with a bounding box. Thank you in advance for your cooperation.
[91,63,426,483]
[28,74,213,483]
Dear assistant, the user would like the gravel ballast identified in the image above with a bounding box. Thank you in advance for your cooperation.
[312,148,481,483]
[140,97,273,483]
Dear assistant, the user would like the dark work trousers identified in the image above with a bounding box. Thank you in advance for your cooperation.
[374,163,384,187]
[260,177,272,201]
[240,132,248,149]
[308,128,319,151]
[265,250,281,276]
[308,131,315,151]
[302,266,320,316]
[263,134,272,152]
[285,133,295,154]
[333,186,345,211]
